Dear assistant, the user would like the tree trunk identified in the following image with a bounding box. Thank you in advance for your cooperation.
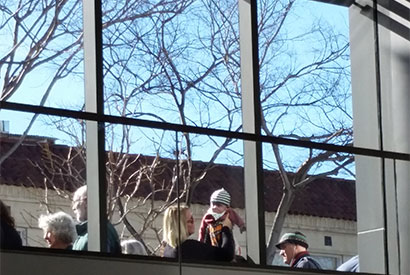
[266,188,296,264]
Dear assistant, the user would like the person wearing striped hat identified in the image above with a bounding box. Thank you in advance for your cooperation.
[275,231,321,269]
[198,188,246,248]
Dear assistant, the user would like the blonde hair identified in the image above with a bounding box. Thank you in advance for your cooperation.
[162,204,190,248]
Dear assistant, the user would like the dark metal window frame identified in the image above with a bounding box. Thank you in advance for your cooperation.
[0,0,409,270]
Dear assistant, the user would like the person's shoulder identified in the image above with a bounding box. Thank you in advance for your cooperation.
[226,208,236,215]
[296,255,322,269]
[337,255,359,272]
[72,235,88,251]
[107,221,119,236]
[0,221,22,249]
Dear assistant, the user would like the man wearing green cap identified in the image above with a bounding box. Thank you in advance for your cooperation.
[275,231,321,269]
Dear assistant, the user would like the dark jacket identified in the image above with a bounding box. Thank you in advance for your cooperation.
[291,251,322,269]
[0,220,22,249]
[165,226,235,262]
[72,221,121,254]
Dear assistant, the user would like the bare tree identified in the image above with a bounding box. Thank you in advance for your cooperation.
[27,128,181,254]
[1,0,239,253]
[254,0,353,263]
[0,0,193,164]
[161,0,353,263]
[1,0,353,263]
[100,0,243,203]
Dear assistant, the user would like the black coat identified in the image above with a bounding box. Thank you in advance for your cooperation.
[165,226,235,262]
[292,251,322,269]
[0,220,22,249]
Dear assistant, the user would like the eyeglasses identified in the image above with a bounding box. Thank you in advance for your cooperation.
[72,198,87,205]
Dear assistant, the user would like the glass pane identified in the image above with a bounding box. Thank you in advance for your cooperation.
[0,1,85,110]
[263,142,357,271]
[263,141,409,274]
[0,112,86,249]
[172,131,245,263]
[349,0,410,155]
[101,0,242,132]
[258,0,352,147]
[0,115,173,255]
[104,124,177,257]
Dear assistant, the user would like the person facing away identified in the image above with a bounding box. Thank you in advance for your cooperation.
[121,239,148,256]
[71,185,121,253]
[162,204,235,262]
[0,199,22,249]
[198,188,245,247]
[38,211,77,249]
[337,255,359,272]
[275,231,322,269]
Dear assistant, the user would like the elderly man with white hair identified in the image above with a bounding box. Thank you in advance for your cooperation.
[38,211,77,249]
[71,185,121,253]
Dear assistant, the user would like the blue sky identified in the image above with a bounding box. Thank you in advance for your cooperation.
[0,0,351,172]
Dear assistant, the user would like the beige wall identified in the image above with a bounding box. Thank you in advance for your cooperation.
[0,184,357,266]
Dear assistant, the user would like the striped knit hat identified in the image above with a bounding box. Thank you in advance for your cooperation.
[210,188,231,206]
[275,231,309,249]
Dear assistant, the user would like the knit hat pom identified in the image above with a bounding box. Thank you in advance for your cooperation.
[210,188,231,206]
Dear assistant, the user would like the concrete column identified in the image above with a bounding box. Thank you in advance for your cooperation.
[349,1,410,274]
[239,0,266,265]
[83,0,107,252]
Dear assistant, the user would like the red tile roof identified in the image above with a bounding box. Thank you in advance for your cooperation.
[0,134,356,221]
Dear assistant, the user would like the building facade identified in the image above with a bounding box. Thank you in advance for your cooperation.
[1,0,409,274]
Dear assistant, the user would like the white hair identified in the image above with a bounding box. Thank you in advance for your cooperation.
[38,211,77,244]
[121,240,147,255]
[74,185,87,200]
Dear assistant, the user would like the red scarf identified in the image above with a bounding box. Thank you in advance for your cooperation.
[290,251,310,267]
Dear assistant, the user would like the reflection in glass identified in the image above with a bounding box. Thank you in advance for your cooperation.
[262,143,356,270]
[104,127,246,259]
[0,113,87,249]
[258,0,352,146]
[0,116,176,254]
[101,0,242,131]
[105,126,178,256]
[0,0,85,110]
[172,132,246,262]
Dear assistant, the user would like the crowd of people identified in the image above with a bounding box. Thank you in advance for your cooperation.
[1,187,359,272]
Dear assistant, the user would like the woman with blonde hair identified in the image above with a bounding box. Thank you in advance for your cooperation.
[162,204,234,261]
